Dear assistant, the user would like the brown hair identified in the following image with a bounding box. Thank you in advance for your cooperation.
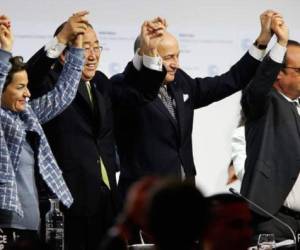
[3,56,26,91]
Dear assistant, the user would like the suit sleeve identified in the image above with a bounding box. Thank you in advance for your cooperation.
[241,55,283,120]
[187,52,261,109]
[111,61,166,107]
[30,48,84,124]
[26,47,57,98]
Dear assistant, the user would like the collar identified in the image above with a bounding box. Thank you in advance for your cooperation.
[278,90,300,105]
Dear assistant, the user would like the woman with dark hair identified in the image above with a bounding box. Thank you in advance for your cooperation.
[0,15,85,248]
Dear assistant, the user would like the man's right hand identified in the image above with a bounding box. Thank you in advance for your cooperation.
[56,11,89,45]
[256,10,277,47]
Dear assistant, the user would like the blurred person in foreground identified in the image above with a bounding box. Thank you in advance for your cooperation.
[203,193,252,250]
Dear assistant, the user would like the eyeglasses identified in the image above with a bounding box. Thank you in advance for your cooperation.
[283,65,300,75]
[84,45,103,54]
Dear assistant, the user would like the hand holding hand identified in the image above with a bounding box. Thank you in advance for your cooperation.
[140,17,167,57]
[256,10,277,46]
[0,15,10,29]
[57,10,89,45]
[271,13,288,47]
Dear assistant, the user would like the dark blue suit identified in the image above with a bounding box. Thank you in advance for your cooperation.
[112,52,261,198]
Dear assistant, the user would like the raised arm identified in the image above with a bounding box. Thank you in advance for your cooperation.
[27,11,88,98]
[0,15,13,172]
[191,10,278,109]
[242,13,289,120]
[0,14,13,104]
[30,33,85,124]
[112,17,167,106]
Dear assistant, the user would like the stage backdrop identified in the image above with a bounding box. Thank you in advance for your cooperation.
[2,0,300,195]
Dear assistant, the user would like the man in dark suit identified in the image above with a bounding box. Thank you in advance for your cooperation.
[112,10,277,199]
[26,13,167,250]
[240,14,299,242]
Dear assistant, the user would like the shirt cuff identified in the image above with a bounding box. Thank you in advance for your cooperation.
[248,44,266,62]
[132,52,142,71]
[45,37,67,58]
[142,54,163,71]
[269,43,287,64]
[0,49,12,63]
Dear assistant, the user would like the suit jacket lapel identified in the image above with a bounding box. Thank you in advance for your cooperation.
[92,81,106,131]
[276,90,300,137]
[152,94,178,133]
[152,83,179,135]
[290,103,300,137]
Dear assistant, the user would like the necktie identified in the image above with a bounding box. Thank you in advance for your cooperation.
[86,81,94,108]
[159,84,177,121]
[292,100,300,116]
[159,85,186,179]
[99,157,110,189]
[86,81,110,189]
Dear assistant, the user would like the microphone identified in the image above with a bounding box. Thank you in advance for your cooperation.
[25,97,30,102]
[229,188,297,249]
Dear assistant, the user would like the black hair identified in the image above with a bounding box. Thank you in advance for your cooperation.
[283,39,300,65]
[53,21,94,37]
[147,180,209,250]
[53,21,94,52]
[3,56,26,91]
[206,193,245,207]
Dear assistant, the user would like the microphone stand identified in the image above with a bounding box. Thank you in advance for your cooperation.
[229,188,297,250]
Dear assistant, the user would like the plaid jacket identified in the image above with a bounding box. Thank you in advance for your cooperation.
[0,47,84,216]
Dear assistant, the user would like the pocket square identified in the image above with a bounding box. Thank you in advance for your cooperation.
[183,93,189,102]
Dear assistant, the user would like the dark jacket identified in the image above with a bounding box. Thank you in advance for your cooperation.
[112,51,261,197]
[241,55,300,216]
[26,48,165,216]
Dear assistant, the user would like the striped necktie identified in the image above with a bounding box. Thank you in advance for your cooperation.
[86,81,94,107]
[159,84,177,121]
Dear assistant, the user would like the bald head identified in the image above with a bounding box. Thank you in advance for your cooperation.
[157,32,178,51]
[157,32,180,83]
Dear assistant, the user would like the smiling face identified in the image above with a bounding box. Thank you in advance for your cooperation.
[2,70,30,112]
[158,32,180,84]
[81,27,101,81]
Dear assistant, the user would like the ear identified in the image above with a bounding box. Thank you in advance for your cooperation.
[276,70,285,81]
